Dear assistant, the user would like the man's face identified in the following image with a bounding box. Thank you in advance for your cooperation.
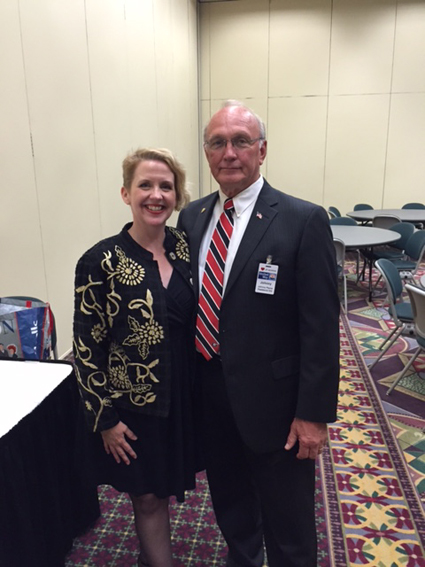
[204,106,267,198]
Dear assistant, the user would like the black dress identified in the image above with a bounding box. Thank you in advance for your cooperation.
[77,269,198,502]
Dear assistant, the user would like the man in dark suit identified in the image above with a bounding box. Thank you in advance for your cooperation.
[178,100,340,567]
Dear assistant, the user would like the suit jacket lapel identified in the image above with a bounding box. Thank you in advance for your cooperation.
[224,183,278,299]
[190,193,219,294]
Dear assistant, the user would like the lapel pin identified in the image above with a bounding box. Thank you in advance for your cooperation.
[256,211,262,219]
[201,207,206,214]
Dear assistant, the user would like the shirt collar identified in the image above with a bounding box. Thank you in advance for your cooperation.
[218,175,264,218]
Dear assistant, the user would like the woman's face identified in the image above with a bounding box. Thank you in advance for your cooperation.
[121,160,177,230]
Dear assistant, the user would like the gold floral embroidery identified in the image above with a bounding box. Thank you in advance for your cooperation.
[101,246,145,286]
[74,337,160,432]
[175,239,190,262]
[115,247,145,285]
[168,227,190,262]
[91,323,107,343]
[108,342,159,405]
[73,338,113,432]
[100,246,144,327]
[124,317,164,359]
[75,243,168,432]
[123,290,164,360]
[138,320,164,345]
[109,365,132,390]
[76,275,108,343]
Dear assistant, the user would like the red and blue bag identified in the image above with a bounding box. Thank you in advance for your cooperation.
[0,298,53,360]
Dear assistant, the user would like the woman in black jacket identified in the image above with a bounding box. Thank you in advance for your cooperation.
[73,148,197,567]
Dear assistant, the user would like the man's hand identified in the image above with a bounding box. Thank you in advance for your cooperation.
[100,421,138,465]
[284,417,328,460]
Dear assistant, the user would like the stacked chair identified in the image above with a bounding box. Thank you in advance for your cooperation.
[327,206,341,219]
[353,203,373,211]
[402,202,425,229]
[373,223,415,261]
[354,203,373,225]
[385,283,425,395]
[329,217,357,226]
[369,223,415,291]
[372,214,401,229]
[333,238,347,312]
[369,259,414,373]
[386,230,425,283]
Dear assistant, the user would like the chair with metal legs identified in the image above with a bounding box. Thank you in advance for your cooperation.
[386,283,425,395]
[373,222,414,261]
[329,217,357,226]
[333,238,347,312]
[370,222,415,292]
[328,206,341,219]
[402,203,425,228]
[354,203,374,224]
[372,214,401,229]
[387,230,425,284]
[354,204,373,211]
[369,259,413,371]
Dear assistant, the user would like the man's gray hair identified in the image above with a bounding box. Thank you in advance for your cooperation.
[203,99,267,143]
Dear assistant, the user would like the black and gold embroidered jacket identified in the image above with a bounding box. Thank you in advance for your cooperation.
[73,223,192,432]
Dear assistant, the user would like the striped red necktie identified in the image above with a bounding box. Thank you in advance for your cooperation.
[196,198,235,360]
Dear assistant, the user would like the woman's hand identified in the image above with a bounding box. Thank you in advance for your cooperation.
[100,421,138,465]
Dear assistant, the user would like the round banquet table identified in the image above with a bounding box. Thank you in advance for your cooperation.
[331,225,401,300]
[347,208,425,223]
[331,225,401,249]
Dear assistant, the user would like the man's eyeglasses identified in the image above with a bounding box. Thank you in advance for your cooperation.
[204,136,264,152]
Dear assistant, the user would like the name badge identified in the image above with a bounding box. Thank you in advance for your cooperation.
[255,263,278,295]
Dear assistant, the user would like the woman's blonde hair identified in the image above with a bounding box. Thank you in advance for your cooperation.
[122,148,190,211]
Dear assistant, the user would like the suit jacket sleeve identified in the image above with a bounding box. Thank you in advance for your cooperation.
[294,205,340,423]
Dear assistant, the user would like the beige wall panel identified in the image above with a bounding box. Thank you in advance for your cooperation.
[154,0,185,149]
[20,0,100,354]
[170,0,198,158]
[329,0,396,95]
[153,1,199,169]
[155,0,200,224]
[0,0,47,299]
[384,93,425,206]
[124,0,158,149]
[207,0,269,100]
[324,95,390,212]
[84,0,136,238]
[186,0,201,202]
[269,0,332,96]
[199,3,211,101]
[199,100,213,196]
[392,1,425,93]
[267,97,327,205]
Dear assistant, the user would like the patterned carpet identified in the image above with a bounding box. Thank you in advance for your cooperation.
[65,262,425,566]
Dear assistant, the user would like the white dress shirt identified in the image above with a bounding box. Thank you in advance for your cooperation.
[198,175,264,292]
